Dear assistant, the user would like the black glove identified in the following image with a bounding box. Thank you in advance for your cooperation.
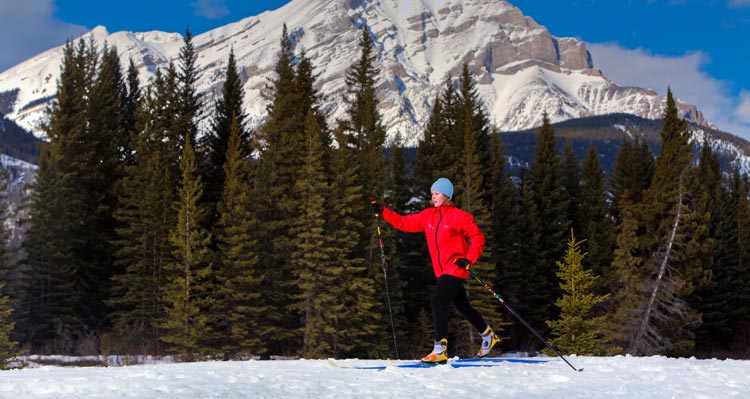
[453,258,471,269]
[369,197,385,216]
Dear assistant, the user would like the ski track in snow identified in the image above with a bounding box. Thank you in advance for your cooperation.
[1,356,749,398]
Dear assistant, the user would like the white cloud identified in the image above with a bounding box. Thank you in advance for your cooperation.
[190,0,229,19]
[0,1,88,72]
[587,42,750,140]
[736,90,750,124]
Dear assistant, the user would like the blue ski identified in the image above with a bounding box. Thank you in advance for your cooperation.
[454,357,551,364]
[330,357,549,370]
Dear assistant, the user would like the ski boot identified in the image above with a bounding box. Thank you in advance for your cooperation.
[421,338,448,363]
[477,326,501,358]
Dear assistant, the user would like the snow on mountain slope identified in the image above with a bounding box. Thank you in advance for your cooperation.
[0,0,713,146]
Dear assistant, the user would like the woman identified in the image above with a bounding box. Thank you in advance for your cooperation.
[371,177,500,363]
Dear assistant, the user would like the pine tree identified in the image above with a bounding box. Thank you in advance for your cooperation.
[292,111,333,358]
[159,135,213,360]
[253,25,299,355]
[610,134,654,222]
[327,127,380,358]
[109,69,178,355]
[691,142,735,354]
[337,26,394,357]
[610,89,711,356]
[0,170,20,368]
[546,231,608,356]
[213,116,266,358]
[0,282,19,369]
[21,39,94,352]
[578,145,616,291]
[203,49,248,229]
[174,28,202,147]
[528,114,570,335]
[561,140,581,234]
[81,43,127,331]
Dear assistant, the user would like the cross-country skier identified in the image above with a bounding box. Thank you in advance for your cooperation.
[370,177,500,363]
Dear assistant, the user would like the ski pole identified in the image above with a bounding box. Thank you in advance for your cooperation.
[468,269,583,372]
[370,198,399,360]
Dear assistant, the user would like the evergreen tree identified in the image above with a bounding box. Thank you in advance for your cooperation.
[174,28,202,147]
[213,116,266,358]
[610,89,711,356]
[0,281,19,369]
[203,49,248,228]
[0,170,20,368]
[109,70,178,355]
[546,231,608,356]
[578,145,616,291]
[81,43,127,331]
[730,171,750,355]
[160,135,213,360]
[691,142,735,354]
[21,40,94,352]
[327,127,381,358]
[292,111,333,358]
[527,114,570,336]
[561,140,581,234]
[610,134,654,222]
[121,59,141,166]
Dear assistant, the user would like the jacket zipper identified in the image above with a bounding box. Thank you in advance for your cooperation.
[435,208,443,274]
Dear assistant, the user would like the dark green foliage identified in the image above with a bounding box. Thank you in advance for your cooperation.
[293,111,334,358]
[547,231,608,355]
[159,135,213,360]
[524,114,570,342]
[212,116,266,358]
[579,145,616,291]
[20,39,97,353]
[0,282,20,369]
[202,49,248,229]
[609,89,712,356]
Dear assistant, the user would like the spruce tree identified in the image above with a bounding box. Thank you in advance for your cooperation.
[253,25,298,355]
[610,89,711,356]
[327,127,381,358]
[110,69,178,355]
[528,114,570,336]
[21,39,94,352]
[292,111,333,358]
[213,116,266,358]
[203,49,248,229]
[81,43,126,331]
[160,135,213,360]
[546,231,608,356]
[691,143,735,354]
[578,145,615,291]
[610,135,654,222]
[0,282,19,369]
[561,140,581,234]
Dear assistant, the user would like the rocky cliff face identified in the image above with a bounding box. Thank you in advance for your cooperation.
[0,0,710,145]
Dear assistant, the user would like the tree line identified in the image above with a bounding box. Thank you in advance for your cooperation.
[1,25,749,365]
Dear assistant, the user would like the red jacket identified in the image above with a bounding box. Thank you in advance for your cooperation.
[381,204,485,279]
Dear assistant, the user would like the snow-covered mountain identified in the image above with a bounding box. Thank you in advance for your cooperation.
[0,0,716,146]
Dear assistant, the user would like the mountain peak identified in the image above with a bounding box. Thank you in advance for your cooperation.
[0,0,711,145]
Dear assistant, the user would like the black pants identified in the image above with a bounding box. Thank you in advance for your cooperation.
[431,274,488,341]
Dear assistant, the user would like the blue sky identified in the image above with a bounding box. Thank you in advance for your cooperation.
[0,0,748,138]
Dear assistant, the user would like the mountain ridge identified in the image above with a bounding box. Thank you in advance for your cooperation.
[0,0,723,146]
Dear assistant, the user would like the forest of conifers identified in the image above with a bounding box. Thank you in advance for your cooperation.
[1,25,749,367]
